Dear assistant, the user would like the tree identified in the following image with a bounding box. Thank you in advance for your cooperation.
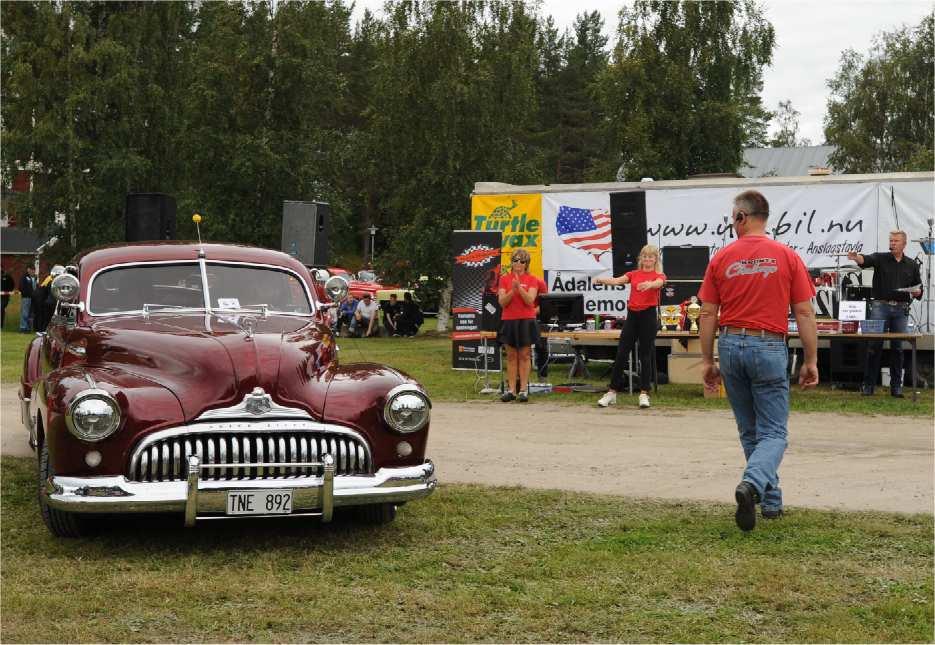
[544,11,608,183]
[768,99,811,147]
[824,14,934,173]
[595,0,775,180]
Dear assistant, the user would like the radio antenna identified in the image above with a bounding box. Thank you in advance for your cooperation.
[193,213,205,258]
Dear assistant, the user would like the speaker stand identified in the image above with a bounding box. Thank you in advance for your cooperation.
[479,336,500,394]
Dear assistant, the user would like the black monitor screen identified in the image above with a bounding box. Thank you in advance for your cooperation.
[662,245,710,280]
[538,293,585,327]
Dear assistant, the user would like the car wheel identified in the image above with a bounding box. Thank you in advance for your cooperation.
[355,503,397,525]
[38,443,95,538]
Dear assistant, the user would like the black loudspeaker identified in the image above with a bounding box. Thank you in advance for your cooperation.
[662,246,709,280]
[481,291,501,332]
[845,285,873,301]
[610,191,647,276]
[125,193,177,242]
[661,280,702,305]
[281,201,330,266]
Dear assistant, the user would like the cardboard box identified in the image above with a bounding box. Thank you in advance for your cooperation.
[667,353,706,384]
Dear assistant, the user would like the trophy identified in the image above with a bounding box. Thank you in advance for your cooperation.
[686,296,702,333]
[660,305,680,331]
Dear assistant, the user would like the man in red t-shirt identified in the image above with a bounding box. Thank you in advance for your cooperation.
[698,189,818,532]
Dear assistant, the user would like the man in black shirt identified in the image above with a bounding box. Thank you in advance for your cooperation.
[848,231,923,397]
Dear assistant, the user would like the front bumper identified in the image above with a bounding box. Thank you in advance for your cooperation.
[44,455,436,526]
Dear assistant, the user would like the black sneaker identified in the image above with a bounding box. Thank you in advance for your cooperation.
[762,508,784,520]
[500,391,516,403]
[517,391,528,403]
[890,386,904,398]
[734,481,759,532]
[860,384,875,396]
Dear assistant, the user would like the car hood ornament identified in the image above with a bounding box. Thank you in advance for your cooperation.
[196,387,313,421]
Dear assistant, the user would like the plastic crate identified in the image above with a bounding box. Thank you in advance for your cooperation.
[859,319,886,333]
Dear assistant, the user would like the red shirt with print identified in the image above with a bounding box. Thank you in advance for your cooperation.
[626,270,667,311]
[499,272,539,320]
[698,235,815,335]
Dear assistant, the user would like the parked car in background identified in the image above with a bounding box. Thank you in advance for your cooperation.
[307,266,397,301]
[20,242,436,537]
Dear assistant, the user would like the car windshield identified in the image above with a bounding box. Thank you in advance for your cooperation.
[88,262,313,315]
[357,270,376,282]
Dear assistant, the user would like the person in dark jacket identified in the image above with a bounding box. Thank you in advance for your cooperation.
[397,291,423,336]
[33,265,64,332]
[18,266,36,332]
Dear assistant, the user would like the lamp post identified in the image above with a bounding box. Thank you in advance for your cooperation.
[34,236,59,275]
[368,225,378,265]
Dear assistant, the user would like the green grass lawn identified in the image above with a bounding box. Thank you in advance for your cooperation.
[1,456,931,643]
[2,292,932,416]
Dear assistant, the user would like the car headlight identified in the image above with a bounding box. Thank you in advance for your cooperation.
[383,384,431,434]
[65,389,121,441]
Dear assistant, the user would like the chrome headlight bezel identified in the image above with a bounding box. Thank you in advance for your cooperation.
[383,384,431,434]
[65,389,121,442]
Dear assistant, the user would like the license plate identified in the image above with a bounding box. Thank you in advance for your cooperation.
[227,489,293,515]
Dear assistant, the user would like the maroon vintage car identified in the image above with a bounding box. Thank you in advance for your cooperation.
[19,242,436,537]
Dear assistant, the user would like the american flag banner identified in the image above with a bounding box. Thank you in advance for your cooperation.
[556,205,612,260]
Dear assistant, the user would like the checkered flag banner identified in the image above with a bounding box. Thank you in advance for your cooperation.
[451,231,502,313]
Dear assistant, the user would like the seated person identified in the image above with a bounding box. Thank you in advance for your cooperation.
[349,293,380,337]
[382,294,402,336]
[396,292,423,337]
[333,294,357,336]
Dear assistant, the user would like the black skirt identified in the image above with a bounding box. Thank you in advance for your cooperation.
[498,318,539,348]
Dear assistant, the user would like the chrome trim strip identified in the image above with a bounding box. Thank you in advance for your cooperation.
[46,461,436,520]
[185,456,200,527]
[129,420,372,476]
[85,259,317,317]
[321,454,335,522]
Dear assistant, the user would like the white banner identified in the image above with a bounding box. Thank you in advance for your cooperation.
[542,192,627,315]
[542,192,613,273]
[645,183,878,268]
[544,270,630,317]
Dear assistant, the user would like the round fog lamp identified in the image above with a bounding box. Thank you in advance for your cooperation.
[85,451,102,467]
[396,441,413,457]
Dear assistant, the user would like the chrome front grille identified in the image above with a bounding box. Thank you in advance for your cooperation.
[128,422,372,483]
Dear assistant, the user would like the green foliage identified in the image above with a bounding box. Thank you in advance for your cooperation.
[4,0,780,284]
[824,14,934,173]
[769,99,812,148]
[596,0,775,180]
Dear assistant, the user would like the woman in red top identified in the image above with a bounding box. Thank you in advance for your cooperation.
[497,248,539,402]
[594,244,666,409]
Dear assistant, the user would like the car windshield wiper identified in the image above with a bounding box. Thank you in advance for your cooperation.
[211,304,270,318]
[142,304,207,317]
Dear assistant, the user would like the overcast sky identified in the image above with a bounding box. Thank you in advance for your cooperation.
[351,0,933,146]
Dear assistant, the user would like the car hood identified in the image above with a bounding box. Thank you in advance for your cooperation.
[82,313,335,420]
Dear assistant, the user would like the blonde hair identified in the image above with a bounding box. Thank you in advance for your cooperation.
[889,230,908,243]
[510,248,531,265]
[639,244,662,272]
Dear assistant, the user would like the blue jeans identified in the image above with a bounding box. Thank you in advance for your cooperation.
[18,297,32,332]
[863,301,909,389]
[718,333,789,513]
